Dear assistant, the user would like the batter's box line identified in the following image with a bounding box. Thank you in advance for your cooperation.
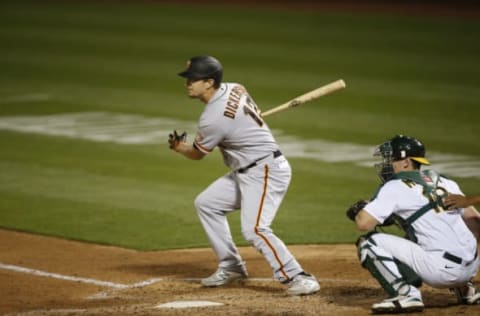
[0,262,162,290]
[1,261,366,300]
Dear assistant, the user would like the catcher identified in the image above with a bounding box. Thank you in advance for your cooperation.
[346,134,480,314]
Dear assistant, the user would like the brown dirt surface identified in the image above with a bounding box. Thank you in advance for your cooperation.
[0,229,478,315]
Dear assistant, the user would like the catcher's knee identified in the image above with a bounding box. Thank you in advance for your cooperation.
[356,231,378,245]
[356,232,422,289]
[356,231,378,262]
[395,258,423,288]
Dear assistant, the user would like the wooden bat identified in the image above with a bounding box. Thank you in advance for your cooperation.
[261,79,346,117]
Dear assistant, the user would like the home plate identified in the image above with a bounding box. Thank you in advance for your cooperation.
[155,300,224,309]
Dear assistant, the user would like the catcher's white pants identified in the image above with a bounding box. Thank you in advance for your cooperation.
[194,155,303,282]
[366,233,479,289]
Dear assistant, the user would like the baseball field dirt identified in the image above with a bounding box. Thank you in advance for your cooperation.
[1,229,478,315]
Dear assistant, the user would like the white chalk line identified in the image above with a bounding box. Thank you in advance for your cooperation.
[1,261,355,291]
[1,260,372,315]
[0,262,162,290]
[5,308,89,316]
[0,111,478,178]
[0,261,278,290]
[0,93,50,104]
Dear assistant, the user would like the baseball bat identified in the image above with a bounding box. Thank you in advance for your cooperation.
[261,79,346,117]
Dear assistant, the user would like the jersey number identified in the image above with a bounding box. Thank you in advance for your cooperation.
[243,96,264,127]
[402,179,449,213]
[426,187,449,213]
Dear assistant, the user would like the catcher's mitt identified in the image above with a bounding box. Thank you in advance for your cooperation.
[346,199,368,221]
[168,130,187,150]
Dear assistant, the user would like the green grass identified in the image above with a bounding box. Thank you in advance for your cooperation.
[0,0,479,250]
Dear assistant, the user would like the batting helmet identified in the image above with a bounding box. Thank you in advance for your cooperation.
[178,56,223,84]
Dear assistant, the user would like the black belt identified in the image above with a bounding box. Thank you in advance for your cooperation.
[237,150,282,174]
[443,250,478,266]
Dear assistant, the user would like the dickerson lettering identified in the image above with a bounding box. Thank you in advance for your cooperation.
[223,85,246,119]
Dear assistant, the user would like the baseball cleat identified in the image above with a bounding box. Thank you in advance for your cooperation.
[201,264,248,287]
[451,281,480,305]
[371,295,424,314]
[286,272,320,296]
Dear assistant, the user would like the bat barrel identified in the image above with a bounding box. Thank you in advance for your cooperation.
[261,79,346,117]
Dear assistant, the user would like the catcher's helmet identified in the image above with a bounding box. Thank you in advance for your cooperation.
[389,135,430,165]
[374,135,430,182]
[178,55,223,83]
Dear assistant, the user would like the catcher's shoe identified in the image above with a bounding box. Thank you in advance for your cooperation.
[286,272,320,296]
[201,264,248,287]
[371,295,424,314]
[451,281,480,305]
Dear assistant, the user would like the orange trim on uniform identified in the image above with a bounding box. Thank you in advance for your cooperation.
[254,164,290,280]
[193,141,212,153]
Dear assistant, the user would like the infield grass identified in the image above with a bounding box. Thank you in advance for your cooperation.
[0,0,479,250]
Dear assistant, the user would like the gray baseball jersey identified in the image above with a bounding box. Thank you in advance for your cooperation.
[192,82,305,282]
[193,82,278,170]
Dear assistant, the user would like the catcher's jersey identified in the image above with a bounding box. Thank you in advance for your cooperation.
[193,82,278,170]
[364,173,477,261]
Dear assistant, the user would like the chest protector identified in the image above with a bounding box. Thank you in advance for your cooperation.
[389,170,448,243]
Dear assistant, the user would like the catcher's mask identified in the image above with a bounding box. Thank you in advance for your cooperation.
[374,135,430,182]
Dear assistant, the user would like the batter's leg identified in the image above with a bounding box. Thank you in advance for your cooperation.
[194,172,243,268]
[237,160,303,282]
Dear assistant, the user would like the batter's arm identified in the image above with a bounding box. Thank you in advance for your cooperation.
[462,206,480,241]
[173,142,206,160]
[168,130,206,160]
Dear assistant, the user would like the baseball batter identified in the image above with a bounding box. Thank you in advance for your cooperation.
[168,55,320,295]
[347,135,480,314]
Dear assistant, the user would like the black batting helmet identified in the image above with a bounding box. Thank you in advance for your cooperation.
[178,56,223,84]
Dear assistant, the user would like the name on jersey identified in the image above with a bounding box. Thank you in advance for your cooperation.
[223,85,246,119]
